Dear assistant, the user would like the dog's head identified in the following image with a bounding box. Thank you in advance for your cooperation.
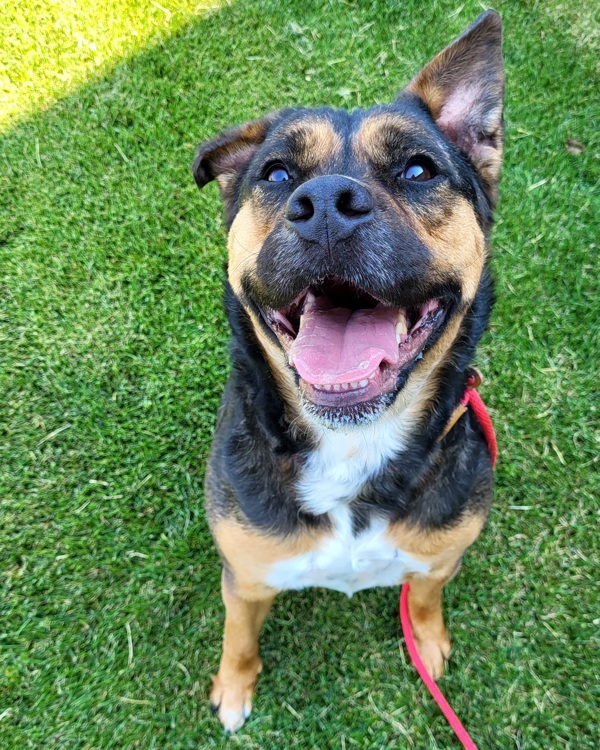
[193,11,504,428]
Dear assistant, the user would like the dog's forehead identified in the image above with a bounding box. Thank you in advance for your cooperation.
[266,102,436,169]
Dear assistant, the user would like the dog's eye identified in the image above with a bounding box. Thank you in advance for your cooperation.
[400,161,434,182]
[265,164,291,182]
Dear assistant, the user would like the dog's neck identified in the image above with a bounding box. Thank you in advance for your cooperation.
[295,403,425,516]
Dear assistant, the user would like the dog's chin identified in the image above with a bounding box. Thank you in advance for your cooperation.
[300,386,397,429]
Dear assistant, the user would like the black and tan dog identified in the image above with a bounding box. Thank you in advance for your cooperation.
[193,10,504,731]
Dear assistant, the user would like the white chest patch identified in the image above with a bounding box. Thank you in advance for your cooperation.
[267,507,429,597]
[297,417,410,515]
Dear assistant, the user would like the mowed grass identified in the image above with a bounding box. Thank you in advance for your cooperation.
[0,0,597,747]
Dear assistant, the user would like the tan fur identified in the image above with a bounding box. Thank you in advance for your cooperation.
[210,571,275,731]
[352,112,420,166]
[412,197,486,303]
[387,513,485,569]
[437,402,468,443]
[227,201,272,297]
[388,513,485,677]
[473,144,503,193]
[406,76,446,120]
[283,118,344,172]
[213,519,325,598]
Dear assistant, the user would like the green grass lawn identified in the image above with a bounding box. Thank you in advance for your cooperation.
[1,0,597,747]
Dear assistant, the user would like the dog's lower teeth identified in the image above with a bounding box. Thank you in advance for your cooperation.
[314,379,373,392]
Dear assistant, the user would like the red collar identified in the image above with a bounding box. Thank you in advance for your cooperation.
[438,367,498,467]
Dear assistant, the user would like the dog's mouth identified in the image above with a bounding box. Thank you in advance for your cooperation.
[261,278,448,412]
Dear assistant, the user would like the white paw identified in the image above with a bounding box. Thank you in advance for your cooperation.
[210,678,254,732]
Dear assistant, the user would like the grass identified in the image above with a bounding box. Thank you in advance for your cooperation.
[0,0,597,747]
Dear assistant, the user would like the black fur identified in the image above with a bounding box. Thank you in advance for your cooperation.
[205,285,326,534]
[198,11,502,541]
[206,271,494,537]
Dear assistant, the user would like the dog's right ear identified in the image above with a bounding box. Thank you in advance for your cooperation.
[192,114,277,215]
[404,10,504,204]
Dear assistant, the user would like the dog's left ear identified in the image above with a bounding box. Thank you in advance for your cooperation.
[192,113,277,221]
[405,10,504,202]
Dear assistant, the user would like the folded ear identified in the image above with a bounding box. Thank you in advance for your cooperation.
[405,10,504,202]
[192,113,277,215]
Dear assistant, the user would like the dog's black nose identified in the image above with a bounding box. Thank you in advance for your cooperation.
[286,175,374,246]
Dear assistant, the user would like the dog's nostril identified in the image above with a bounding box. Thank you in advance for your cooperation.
[288,195,314,223]
[336,188,373,218]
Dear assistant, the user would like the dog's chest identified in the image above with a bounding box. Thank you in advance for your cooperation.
[295,419,410,514]
[267,423,428,597]
[267,507,428,597]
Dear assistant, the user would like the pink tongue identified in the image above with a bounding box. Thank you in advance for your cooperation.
[289,296,400,385]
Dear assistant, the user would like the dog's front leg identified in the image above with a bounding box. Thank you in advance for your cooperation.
[210,569,276,732]
[406,564,460,680]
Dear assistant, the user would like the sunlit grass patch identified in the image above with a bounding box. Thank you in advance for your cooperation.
[0,0,219,130]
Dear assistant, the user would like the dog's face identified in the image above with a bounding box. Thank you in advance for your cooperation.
[194,11,504,427]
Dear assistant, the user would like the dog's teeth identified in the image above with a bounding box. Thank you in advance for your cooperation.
[312,378,374,392]
[303,290,317,312]
[396,315,408,343]
[416,352,423,361]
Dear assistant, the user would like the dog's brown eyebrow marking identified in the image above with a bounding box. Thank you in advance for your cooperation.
[280,117,344,172]
[352,112,429,166]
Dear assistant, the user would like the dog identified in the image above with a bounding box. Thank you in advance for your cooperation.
[192,10,504,731]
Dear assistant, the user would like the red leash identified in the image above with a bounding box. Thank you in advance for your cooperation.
[400,584,479,750]
[399,378,497,749]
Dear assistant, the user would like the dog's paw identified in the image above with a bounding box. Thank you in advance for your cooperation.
[209,663,261,732]
[413,627,451,680]
[210,683,252,732]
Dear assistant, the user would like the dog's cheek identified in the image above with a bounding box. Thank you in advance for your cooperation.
[410,196,486,305]
[227,199,274,299]
[227,200,302,413]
